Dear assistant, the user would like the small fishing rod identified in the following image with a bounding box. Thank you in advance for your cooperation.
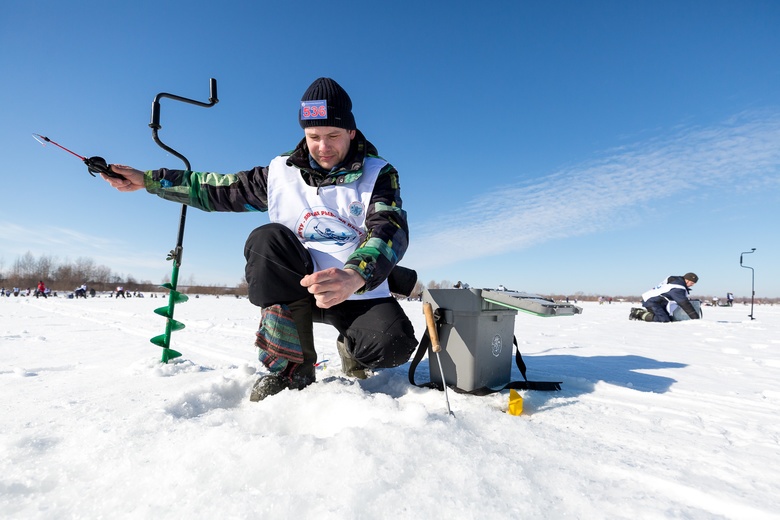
[32,134,125,179]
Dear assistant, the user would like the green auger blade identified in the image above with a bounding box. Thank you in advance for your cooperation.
[160,283,189,303]
[150,319,185,347]
[154,306,170,318]
[161,348,182,363]
[153,307,189,324]
[167,319,186,331]
[152,309,186,331]
[155,265,188,363]
[150,334,167,347]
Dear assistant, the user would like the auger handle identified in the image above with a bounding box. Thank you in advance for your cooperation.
[150,78,219,131]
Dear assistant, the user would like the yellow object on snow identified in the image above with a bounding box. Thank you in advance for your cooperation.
[507,389,523,416]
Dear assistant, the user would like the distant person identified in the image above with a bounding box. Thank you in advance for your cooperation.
[35,281,47,299]
[115,286,126,298]
[75,284,87,298]
[630,273,700,322]
[726,292,734,307]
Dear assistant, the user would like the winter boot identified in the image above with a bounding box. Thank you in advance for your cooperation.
[249,363,316,402]
[337,335,367,379]
[642,311,655,322]
[249,374,288,401]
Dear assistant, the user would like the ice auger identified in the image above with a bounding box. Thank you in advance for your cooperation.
[148,78,219,363]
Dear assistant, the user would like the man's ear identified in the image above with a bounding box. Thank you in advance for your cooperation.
[349,130,356,139]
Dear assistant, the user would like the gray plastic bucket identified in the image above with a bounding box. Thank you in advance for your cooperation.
[672,299,703,321]
[423,288,518,391]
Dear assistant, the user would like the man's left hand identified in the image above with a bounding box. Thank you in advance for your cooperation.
[301,268,365,308]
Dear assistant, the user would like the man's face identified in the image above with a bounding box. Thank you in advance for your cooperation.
[304,126,355,170]
[685,279,696,288]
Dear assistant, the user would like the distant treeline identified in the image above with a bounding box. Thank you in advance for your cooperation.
[0,252,247,296]
[2,253,776,302]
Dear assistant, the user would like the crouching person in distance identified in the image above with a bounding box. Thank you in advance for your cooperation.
[100,77,418,401]
[635,272,701,322]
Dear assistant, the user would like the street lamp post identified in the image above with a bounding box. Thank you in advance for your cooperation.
[739,248,756,320]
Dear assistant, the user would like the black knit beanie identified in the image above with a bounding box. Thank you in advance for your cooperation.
[683,272,699,283]
[299,77,356,130]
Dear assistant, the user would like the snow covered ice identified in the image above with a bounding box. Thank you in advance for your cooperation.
[2,295,779,519]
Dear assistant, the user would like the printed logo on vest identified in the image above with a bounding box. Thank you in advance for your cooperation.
[297,207,362,250]
[348,201,364,217]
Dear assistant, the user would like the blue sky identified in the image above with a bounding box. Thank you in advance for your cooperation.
[2,0,779,298]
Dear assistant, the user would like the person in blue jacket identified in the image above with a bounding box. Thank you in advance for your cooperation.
[634,273,700,322]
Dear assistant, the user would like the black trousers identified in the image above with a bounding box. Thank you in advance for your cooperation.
[244,224,417,369]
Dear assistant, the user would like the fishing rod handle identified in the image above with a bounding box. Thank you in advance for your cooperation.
[85,157,124,179]
[423,303,442,353]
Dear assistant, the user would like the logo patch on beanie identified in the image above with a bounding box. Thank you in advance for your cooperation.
[301,100,327,120]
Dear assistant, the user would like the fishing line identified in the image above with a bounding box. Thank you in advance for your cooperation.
[243,245,308,278]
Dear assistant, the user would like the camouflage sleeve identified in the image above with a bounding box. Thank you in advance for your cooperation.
[344,163,409,292]
[144,167,270,212]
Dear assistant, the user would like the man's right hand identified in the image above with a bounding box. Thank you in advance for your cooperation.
[101,165,145,192]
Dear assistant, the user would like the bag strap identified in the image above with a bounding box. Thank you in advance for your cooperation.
[408,308,561,394]
[408,329,435,388]
[507,336,561,391]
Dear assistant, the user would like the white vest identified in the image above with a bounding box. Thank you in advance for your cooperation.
[267,155,390,300]
[642,280,686,302]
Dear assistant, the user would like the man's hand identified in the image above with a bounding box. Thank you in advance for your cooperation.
[301,268,365,308]
[101,165,145,192]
